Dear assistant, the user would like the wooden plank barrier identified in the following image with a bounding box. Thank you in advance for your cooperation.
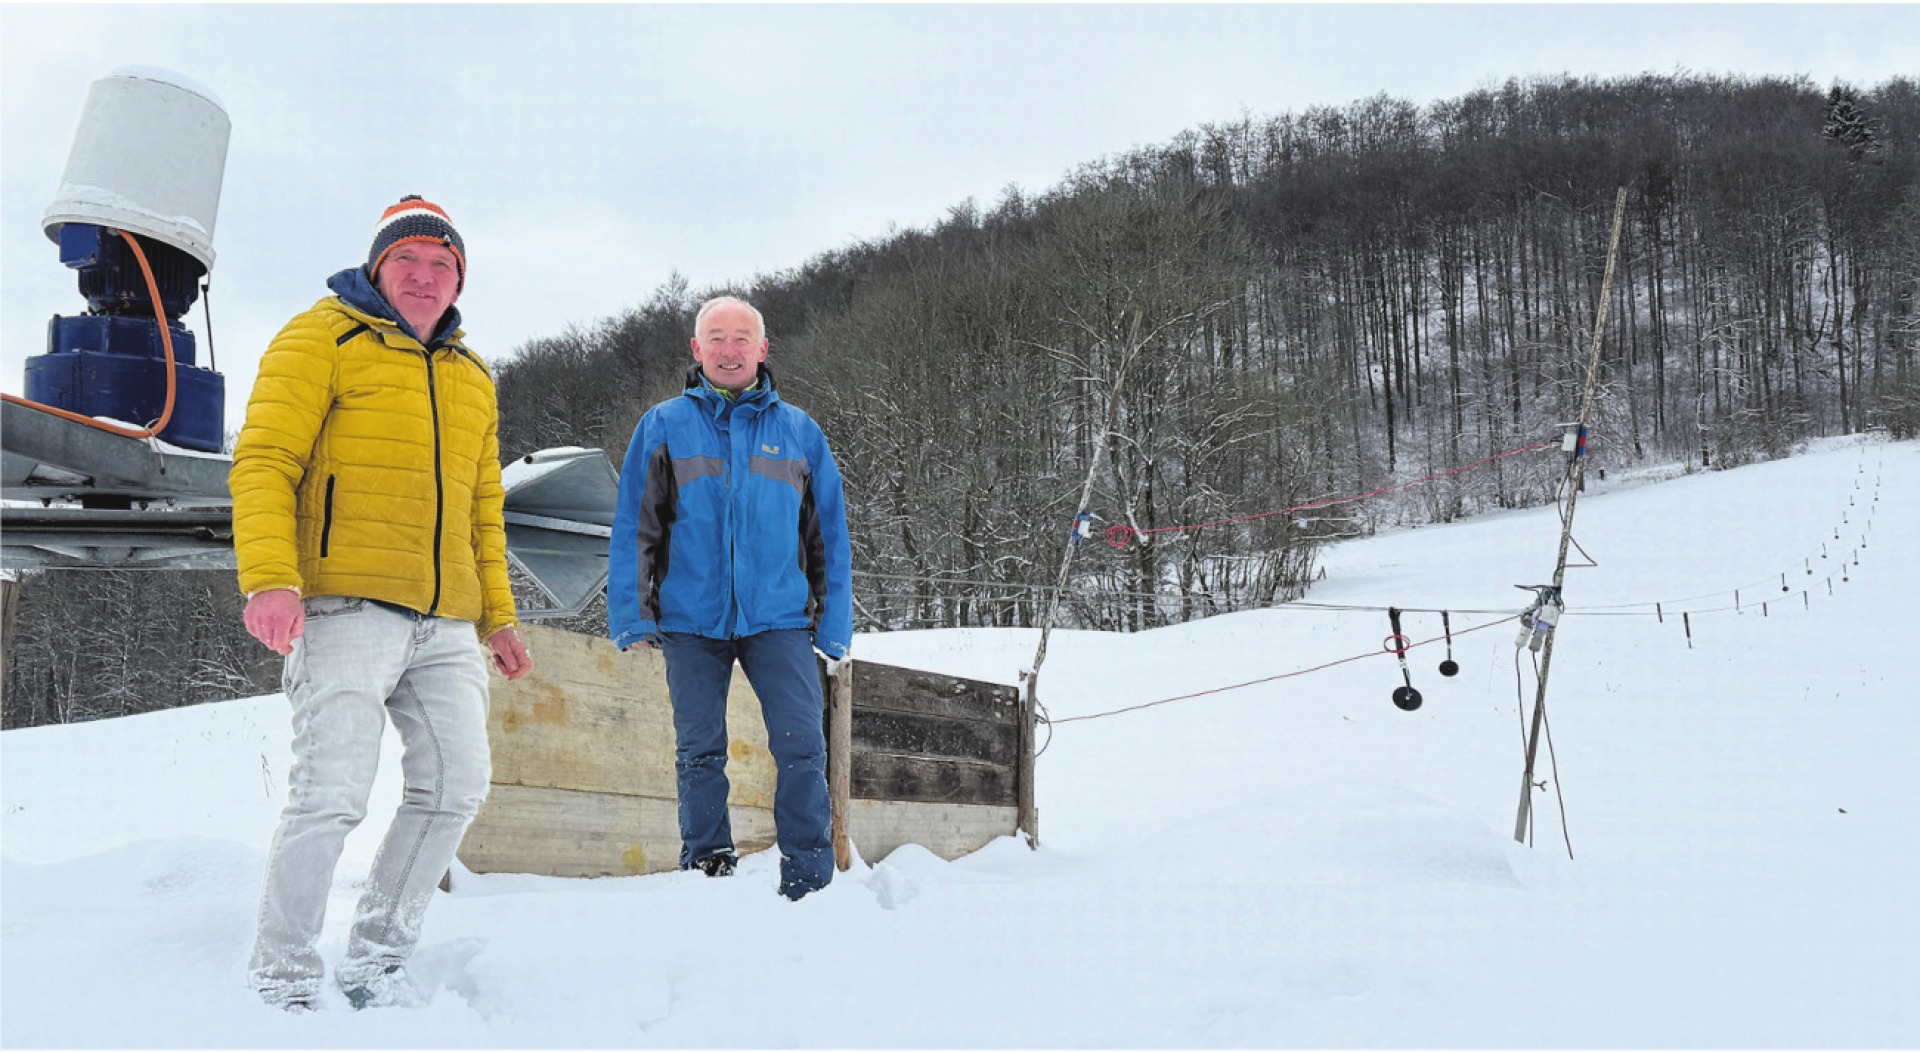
[457,622,1028,878]
[841,657,1025,864]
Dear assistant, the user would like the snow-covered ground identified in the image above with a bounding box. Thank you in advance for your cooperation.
[4,435,1915,1048]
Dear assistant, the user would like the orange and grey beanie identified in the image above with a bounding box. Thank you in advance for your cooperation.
[367,195,466,291]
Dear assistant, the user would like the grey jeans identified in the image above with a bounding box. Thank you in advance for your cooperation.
[248,596,491,1003]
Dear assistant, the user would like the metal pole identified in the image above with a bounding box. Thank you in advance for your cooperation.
[1515,187,1628,845]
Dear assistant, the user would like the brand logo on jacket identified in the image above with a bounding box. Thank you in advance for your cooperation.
[762,444,780,455]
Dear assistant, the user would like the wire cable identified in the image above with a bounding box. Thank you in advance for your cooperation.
[1051,613,1519,724]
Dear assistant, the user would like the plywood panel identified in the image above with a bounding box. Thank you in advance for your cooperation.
[484,623,777,809]
[848,799,1019,863]
[459,782,775,877]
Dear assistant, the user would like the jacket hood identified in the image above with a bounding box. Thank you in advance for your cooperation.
[327,266,462,347]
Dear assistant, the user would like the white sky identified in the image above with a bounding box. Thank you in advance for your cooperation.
[4,3,1916,434]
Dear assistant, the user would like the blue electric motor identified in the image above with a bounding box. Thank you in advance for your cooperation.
[26,223,225,452]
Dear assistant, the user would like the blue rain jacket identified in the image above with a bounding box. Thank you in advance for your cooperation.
[608,365,853,658]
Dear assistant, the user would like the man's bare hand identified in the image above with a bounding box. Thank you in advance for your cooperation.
[489,625,532,680]
[243,588,304,656]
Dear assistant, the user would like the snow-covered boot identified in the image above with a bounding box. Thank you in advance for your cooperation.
[338,963,422,1010]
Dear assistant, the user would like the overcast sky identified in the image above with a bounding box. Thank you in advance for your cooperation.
[4,3,1916,434]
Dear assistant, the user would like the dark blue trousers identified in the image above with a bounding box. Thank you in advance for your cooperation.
[659,628,832,898]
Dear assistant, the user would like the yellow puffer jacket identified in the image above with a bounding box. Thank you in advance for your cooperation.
[230,290,515,640]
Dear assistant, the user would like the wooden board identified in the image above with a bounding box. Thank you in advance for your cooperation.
[459,623,779,875]
[461,782,775,877]
[459,631,1031,877]
[848,799,1020,863]
[850,660,1022,722]
[852,707,1020,766]
[844,658,1021,809]
[482,624,777,808]
[852,751,1016,808]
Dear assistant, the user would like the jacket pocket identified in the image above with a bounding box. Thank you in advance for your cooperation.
[319,474,337,558]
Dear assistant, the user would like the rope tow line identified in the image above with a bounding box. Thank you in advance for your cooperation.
[1049,612,1519,725]
[1038,457,1873,728]
[1100,439,1558,549]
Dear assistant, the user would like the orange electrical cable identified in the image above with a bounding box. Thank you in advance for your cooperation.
[2,229,179,442]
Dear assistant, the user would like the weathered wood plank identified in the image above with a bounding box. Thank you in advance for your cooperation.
[847,799,1019,863]
[852,751,1016,807]
[851,660,1020,725]
[1017,691,1037,847]
[458,783,775,877]
[852,707,1020,766]
[484,623,777,809]
[829,665,853,872]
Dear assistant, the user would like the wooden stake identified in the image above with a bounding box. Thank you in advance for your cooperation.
[1017,690,1038,848]
[829,661,854,871]
[1021,310,1143,852]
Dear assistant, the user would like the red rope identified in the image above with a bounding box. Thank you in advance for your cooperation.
[1050,613,1520,724]
[1104,440,1557,548]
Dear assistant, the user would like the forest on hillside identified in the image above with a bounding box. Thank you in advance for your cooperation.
[492,73,1920,635]
[6,72,1917,727]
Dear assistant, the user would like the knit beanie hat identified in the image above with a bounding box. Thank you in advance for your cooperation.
[367,195,466,291]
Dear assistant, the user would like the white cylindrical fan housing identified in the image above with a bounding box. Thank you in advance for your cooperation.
[41,67,232,271]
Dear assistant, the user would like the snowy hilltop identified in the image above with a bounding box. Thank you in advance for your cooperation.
[3,435,1916,1048]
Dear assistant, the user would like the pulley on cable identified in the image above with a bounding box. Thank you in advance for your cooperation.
[1515,585,1563,653]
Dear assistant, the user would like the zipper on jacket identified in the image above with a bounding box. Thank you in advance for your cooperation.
[720,401,741,639]
[319,474,337,557]
[423,351,446,617]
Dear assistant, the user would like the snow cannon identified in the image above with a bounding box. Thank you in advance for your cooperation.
[26,68,231,453]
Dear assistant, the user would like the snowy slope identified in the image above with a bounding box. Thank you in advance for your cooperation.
[3,435,1916,1048]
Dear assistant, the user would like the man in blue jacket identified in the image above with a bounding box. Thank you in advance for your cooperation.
[608,295,852,900]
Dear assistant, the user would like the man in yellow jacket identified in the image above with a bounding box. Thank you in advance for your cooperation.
[231,195,530,1012]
